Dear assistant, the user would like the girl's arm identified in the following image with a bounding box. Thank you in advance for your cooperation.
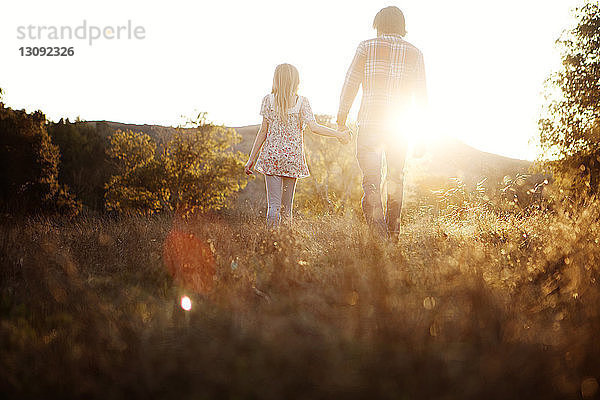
[245,118,268,174]
[307,120,348,142]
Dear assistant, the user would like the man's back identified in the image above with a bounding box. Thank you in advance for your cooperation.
[336,6,426,239]
[338,34,427,130]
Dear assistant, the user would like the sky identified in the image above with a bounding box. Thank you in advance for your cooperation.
[0,0,583,160]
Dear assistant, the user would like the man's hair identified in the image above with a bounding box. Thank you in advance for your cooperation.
[373,6,406,36]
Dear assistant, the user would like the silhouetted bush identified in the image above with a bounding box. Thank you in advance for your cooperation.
[47,120,114,212]
[0,105,80,216]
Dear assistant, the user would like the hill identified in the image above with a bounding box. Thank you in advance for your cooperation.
[87,121,532,178]
[86,121,544,207]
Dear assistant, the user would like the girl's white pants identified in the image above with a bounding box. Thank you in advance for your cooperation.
[264,175,297,227]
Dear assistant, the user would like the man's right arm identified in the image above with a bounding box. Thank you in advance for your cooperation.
[336,42,366,128]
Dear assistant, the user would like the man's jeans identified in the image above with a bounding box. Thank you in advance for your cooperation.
[356,127,408,237]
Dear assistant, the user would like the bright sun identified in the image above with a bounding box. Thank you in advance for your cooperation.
[391,105,441,149]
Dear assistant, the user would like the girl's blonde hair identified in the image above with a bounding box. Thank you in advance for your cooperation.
[271,64,300,121]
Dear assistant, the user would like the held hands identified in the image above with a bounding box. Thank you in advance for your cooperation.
[336,124,352,145]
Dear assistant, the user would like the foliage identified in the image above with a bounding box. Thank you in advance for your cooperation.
[163,114,249,212]
[296,114,362,214]
[539,1,600,197]
[499,173,547,210]
[47,120,114,211]
[0,105,80,216]
[431,177,489,220]
[105,115,249,215]
[106,128,157,172]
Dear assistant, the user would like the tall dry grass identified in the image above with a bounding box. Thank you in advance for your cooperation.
[1,204,600,399]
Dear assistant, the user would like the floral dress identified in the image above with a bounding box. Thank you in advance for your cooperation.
[254,94,315,179]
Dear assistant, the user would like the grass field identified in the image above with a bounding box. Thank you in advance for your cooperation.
[1,204,600,399]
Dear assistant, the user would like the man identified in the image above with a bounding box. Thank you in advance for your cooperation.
[336,6,427,239]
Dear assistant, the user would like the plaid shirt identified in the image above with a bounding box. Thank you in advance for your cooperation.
[337,34,427,130]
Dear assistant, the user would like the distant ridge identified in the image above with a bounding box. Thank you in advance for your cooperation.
[87,120,541,193]
[85,120,180,146]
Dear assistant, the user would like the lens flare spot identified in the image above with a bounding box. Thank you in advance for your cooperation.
[582,377,599,398]
[181,295,192,311]
[163,226,216,294]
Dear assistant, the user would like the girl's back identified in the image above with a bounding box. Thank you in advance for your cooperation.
[244,63,347,227]
[254,93,315,179]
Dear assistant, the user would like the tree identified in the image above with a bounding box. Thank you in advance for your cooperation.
[105,115,249,215]
[104,130,166,213]
[539,1,600,197]
[163,114,248,212]
[47,120,114,211]
[0,105,80,215]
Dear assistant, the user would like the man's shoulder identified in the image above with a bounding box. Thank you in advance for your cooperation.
[361,36,423,54]
[400,38,422,52]
[359,37,384,47]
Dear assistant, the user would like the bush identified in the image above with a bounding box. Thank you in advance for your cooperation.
[105,115,250,215]
[0,105,80,216]
[47,120,114,211]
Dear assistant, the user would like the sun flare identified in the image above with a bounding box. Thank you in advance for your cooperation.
[389,106,441,150]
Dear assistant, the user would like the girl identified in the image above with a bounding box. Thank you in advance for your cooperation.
[245,63,349,227]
